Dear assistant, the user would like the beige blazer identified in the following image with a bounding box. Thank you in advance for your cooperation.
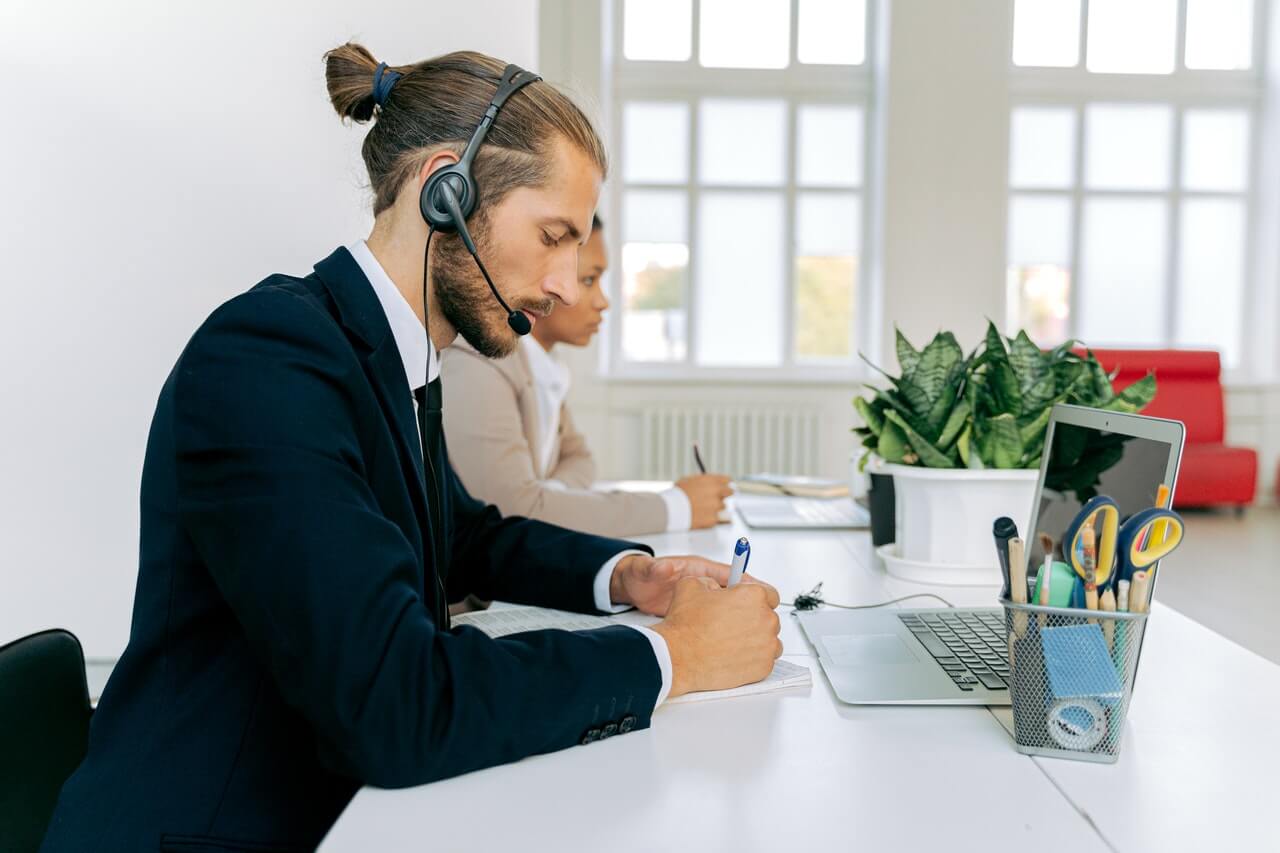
[440,340,670,537]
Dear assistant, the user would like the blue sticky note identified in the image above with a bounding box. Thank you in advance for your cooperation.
[1040,624,1123,704]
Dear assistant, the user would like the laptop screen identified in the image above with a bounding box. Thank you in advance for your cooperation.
[1029,421,1175,569]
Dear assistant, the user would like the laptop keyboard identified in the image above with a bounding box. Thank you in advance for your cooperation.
[898,610,1010,691]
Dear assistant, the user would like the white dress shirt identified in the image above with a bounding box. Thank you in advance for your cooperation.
[521,337,692,531]
[347,240,672,707]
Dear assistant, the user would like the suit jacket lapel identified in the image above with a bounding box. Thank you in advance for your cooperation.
[310,248,430,544]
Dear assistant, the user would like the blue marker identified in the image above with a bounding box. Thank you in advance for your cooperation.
[728,537,751,587]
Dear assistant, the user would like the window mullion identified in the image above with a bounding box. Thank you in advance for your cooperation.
[1068,102,1087,341]
[1078,0,1090,70]
[782,99,798,369]
[1166,105,1185,348]
[1175,0,1189,73]
[686,94,700,368]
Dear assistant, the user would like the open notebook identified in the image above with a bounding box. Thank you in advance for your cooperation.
[451,605,811,704]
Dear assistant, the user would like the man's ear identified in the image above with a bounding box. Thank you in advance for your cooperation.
[418,149,462,188]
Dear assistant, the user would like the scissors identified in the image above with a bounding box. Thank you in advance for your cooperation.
[1062,495,1184,608]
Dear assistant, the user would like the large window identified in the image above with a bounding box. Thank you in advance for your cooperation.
[1007,0,1259,368]
[608,0,872,376]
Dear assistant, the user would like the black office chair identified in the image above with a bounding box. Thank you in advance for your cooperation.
[0,629,93,853]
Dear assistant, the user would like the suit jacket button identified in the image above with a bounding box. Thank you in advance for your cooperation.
[601,723,619,739]
[619,714,637,734]
[580,727,602,745]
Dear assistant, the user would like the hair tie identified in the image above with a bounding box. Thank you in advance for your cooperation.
[371,62,402,107]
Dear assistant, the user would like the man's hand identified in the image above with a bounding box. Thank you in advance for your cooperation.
[609,553,775,616]
[650,577,783,698]
[675,474,734,528]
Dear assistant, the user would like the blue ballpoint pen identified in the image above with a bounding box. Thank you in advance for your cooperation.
[728,537,751,587]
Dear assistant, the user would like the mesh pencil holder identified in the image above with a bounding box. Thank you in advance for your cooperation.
[999,599,1148,763]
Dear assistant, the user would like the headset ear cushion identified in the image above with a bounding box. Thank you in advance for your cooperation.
[420,168,478,232]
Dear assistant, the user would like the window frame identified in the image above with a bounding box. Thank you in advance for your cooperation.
[1006,0,1267,370]
[604,0,878,382]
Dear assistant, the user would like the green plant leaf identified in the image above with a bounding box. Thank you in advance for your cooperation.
[895,328,921,378]
[853,395,884,435]
[859,351,934,419]
[987,412,1023,469]
[956,424,976,468]
[1022,373,1058,412]
[937,398,970,450]
[984,320,1006,361]
[873,389,934,439]
[1086,352,1115,403]
[922,360,967,438]
[912,332,964,405]
[884,410,955,468]
[1018,406,1053,452]
[1102,373,1157,413]
[1009,330,1046,388]
[877,416,910,463]
[988,359,1022,415]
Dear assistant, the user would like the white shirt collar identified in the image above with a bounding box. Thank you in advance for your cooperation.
[521,336,572,477]
[347,239,437,390]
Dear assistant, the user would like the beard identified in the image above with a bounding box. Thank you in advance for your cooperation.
[432,214,553,359]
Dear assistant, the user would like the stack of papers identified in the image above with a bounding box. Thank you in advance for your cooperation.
[668,658,811,704]
[736,473,849,498]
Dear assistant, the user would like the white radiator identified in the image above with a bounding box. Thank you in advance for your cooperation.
[638,406,822,480]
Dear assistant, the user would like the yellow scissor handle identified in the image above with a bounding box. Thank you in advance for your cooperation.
[1070,499,1120,586]
[1129,514,1184,569]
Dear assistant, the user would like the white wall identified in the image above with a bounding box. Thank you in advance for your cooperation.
[0,0,538,658]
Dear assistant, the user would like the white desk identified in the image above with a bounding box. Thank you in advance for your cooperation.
[321,512,1280,852]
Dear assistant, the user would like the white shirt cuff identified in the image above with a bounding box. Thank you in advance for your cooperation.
[659,486,692,532]
[629,625,673,708]
[592,549,648,614]
[591,550,673,709]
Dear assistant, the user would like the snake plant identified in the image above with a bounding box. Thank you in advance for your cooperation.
[854,322,1156,497]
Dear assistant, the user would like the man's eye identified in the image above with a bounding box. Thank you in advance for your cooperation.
[581,276,596,288]
[542,231,560,248]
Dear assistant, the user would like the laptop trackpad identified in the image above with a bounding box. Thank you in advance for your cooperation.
[822,634,920,666]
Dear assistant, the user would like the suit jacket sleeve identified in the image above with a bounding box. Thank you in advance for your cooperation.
[172,288,661,789]
[441,348,670,537]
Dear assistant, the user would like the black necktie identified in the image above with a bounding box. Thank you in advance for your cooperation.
[413,378,448,627]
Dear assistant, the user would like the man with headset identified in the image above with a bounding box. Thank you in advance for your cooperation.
[38,46,782,853]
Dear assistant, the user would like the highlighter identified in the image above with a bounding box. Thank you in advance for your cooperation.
[1033,560,1076,609]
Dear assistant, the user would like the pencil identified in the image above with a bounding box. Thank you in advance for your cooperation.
[692,442,707,474]
[1082,525,1099,615]
[1154,483,1172,546]
[1100,588,1116,651]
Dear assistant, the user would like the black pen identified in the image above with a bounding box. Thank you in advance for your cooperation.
[692,442,707,474]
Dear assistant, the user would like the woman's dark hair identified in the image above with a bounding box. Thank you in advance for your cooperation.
[324,43,607,215]
[591,213,603,231]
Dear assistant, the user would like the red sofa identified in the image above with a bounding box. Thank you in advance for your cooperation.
[1086,349,1257,509]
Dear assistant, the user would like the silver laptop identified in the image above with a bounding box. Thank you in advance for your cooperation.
[734,494,869,529]
[797,404,1184,705]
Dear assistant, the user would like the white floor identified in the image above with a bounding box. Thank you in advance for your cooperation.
[1152,504,1280,665]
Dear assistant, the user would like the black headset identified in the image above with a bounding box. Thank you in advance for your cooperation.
[412,63,541,629]
[419,63,542,336]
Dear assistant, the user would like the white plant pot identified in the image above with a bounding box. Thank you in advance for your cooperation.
[872,459,1038,586]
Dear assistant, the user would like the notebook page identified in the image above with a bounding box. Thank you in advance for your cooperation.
[452,606,810,704]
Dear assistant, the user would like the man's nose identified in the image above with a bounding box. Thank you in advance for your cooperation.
[544,255,580,307]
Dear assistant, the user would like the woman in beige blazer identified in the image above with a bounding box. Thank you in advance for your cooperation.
[441,217,732,537]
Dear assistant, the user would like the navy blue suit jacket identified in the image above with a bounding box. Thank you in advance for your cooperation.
[40,248,661,852]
